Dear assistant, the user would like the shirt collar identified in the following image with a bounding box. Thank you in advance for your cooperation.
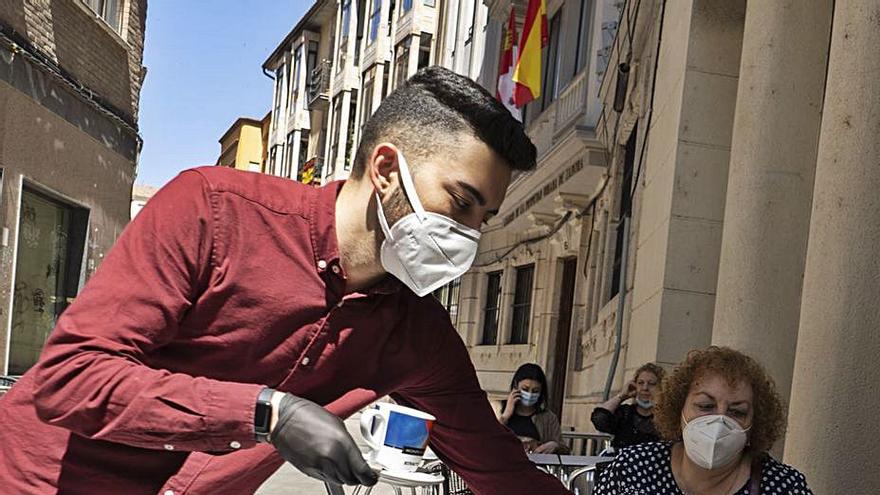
[308,180,344,276]
[307,180,403,296]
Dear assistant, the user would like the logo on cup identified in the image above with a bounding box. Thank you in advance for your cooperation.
[360,403,436,473]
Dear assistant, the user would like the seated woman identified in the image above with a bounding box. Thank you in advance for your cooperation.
[594,346,812,495]
[494,363,569,454]
[591,362,665,450]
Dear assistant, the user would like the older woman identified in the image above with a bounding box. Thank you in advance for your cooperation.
[494,363,570,454]
[591,362,665,450]
[594,347,812,495]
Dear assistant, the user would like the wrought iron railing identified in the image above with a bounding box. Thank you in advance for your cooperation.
[308,59,332,110]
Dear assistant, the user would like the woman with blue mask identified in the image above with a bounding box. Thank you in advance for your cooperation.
[495,363,569,454]
[591,362,665,451]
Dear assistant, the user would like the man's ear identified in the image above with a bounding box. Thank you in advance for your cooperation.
[368,143,401,199]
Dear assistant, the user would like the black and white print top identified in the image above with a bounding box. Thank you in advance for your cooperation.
[594,442,812,495]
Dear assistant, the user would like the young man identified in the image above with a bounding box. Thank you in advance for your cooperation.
[0,67,569,494]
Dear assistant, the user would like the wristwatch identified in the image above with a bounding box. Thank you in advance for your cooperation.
[254,388,276,443]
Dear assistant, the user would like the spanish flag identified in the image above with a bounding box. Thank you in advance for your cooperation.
[512,0,548,106]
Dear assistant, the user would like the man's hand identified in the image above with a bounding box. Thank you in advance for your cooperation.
[270,393,379,486]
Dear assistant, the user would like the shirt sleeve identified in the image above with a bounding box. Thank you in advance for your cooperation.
[394,316,569,495]
[30,170,264,452]
[591,406,620,435]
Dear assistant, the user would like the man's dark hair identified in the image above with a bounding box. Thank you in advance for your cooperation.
[351,66,536,179]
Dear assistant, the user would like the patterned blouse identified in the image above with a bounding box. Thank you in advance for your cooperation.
[594,442,812,494]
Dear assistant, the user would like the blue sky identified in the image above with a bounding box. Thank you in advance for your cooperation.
[136,1,311,187]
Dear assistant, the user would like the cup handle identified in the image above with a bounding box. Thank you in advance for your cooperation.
[360,408,385,451]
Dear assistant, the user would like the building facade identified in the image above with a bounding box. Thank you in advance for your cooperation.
[0,0,147,376]
[217,117,267,173]
[465,1,878,493]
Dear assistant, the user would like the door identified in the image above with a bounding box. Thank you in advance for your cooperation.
[8,186,88,375]
[548,257,578,417]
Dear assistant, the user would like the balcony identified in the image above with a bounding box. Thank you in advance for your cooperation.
[307,59,332,110]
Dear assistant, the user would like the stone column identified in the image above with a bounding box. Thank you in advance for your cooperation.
[711,0,832,450]
[784,2,880,493]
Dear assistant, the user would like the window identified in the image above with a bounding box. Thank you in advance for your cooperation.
[344,97,357,170]
[338,0,352,73]
[432,278,462,327]
[540,13,562,111]
[418,33,433,70]
[509,264,534,344]
[394,37,411,89]
[306,41,319,110]
[10,187,89,374]
[272,64,285,129]
[368,0,382,43]
[269,145,280,175]
[461,0,478,74]
[610,124,637,299]
[481,271,503,345]
[298,134,310,179]
[423,0,436,6]
[401,0,413,16]
[284,132,296,178]
[381,61,390,98]
[290,45,303,114]
[84,0,120,32]
[329,97,343,175]
[574,0,593,74]
[361,66,376,130]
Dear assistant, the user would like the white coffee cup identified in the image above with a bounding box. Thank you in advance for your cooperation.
[359,403,436,473]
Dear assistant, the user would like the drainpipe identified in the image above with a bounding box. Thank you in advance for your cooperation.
[602,215,630,400]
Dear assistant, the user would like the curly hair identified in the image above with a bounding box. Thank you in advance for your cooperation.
[653,346,786,456]
[634,362,666,383]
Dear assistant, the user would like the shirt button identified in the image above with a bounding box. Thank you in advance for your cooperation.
[317,259,327,270]
[230,441,241,449]
[164,444,175,451]
[301,357,311,366]
[331,265,340,274]
[164,491,174,495]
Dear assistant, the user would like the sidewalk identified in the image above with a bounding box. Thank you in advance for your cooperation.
[256,414,398,495]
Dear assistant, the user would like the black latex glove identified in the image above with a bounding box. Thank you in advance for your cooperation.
[270,393,379,486]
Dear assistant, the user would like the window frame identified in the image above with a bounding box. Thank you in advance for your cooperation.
[508,264,535,345]
[481,270,503,345]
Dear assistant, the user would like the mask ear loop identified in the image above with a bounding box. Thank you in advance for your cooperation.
[374,193,394,236]
[395,150,429,222]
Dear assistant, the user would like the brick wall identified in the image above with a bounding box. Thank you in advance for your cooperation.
[0,0,147,122]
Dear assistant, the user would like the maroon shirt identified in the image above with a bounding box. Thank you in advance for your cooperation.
[0,168,567,495]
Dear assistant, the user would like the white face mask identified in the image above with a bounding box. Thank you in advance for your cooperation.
[635,398,654,409]
[519,390,540,407]
[682,414,750,470]
[376,151,482,297]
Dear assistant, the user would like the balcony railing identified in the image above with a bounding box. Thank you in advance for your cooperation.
[554,69,590,135]
[308,59,332,110]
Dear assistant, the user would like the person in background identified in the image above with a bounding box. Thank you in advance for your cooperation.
[495,363,570,454]
[594,346,812,495]
[591,362,665,450]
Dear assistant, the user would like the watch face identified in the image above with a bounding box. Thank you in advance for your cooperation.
[255,401,272,433]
